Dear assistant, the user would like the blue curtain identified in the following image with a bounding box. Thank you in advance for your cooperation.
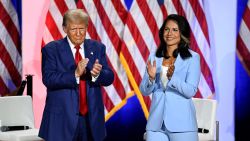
[236,0,250,140]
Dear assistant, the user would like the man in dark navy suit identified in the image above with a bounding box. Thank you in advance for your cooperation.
[39,9,114,141]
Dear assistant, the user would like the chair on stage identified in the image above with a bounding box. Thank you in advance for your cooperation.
[143,98,219,141]
[0,96,43,141]
[192,98,219,141]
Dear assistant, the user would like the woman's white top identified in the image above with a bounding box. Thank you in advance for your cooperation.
[161,65,169,88]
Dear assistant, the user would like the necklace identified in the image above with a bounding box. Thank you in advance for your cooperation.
[162,57,176,67]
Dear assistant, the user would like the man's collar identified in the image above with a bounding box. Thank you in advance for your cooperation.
[66,36,84,50]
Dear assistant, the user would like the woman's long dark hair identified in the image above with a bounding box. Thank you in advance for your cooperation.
[156,14,192,59]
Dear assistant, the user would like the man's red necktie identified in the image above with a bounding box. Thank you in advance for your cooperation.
[75,45,88,115]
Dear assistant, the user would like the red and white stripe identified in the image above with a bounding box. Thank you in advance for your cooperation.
[179,0,214,97]
[120,0,215,116]
[237,0,250,75]
[0,0,22,96]
[43,0,132,119]
[43,0,215,119]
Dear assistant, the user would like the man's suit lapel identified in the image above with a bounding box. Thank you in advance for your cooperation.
[83,40,95,98]
[83,39,90,59]
[84,40,96,71]
[84,40,96,61]
[60,38,76,69]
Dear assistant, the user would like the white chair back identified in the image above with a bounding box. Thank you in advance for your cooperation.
[0,96,43,141]
[0,96,35,129]
[192,98,218,141]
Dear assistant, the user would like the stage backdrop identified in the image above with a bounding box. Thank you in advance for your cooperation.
[0,0,236,140]
[236,0,250,140]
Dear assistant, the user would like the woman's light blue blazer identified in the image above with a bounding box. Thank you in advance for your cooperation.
[140,50,201,132]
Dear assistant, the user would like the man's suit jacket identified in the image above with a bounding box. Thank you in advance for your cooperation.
[140,50,201,132]
[39,38,114,141]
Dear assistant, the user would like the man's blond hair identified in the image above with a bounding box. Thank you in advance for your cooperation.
[62,9,89,27]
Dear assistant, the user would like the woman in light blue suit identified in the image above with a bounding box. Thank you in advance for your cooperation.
[140,14,201,141]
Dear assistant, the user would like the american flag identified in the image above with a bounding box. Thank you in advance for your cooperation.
[0,0,22,96]
[237,0,250,75]
[43,0,215,120]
